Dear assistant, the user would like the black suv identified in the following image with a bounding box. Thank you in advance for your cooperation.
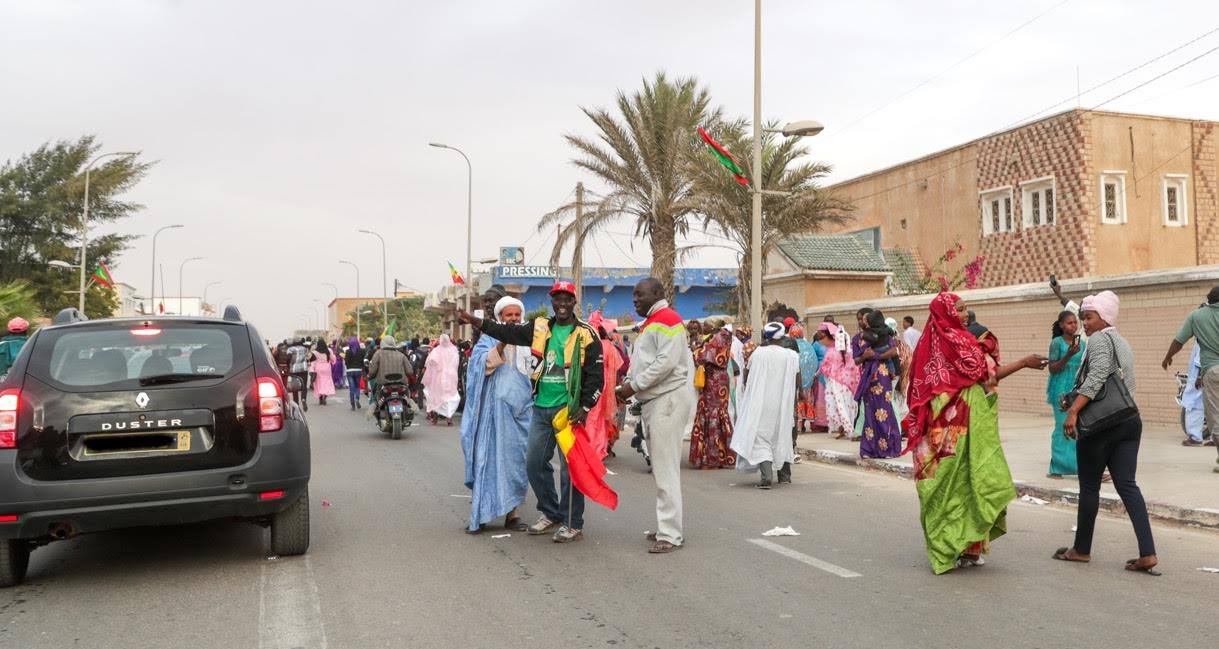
[0,307,311,587]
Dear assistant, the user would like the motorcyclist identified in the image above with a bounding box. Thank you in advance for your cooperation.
[367,336,415,415]
[285,337,310,411]
[0,317,30,378]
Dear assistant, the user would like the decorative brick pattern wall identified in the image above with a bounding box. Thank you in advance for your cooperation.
[1194,122,1219,264]
[974,111,1094,287]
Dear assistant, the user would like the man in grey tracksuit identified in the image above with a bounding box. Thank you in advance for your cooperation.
[615,278,691,554]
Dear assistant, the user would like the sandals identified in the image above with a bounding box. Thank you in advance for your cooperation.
[464,525,483,535]
[649,540,680,554]
[1125,558,1162,576]
[504,516,528,532]
[1052,547,1089,563]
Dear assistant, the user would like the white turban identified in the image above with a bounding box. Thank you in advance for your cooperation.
[494,296,525,320]
[763,322,786,340]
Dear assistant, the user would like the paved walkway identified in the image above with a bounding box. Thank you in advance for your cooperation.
[796,411,1219,527]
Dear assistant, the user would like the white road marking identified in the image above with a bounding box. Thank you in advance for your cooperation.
[747,538,862,578]
[258,556,329,649]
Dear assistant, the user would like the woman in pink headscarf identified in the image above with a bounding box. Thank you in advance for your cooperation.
[424,334,461,425]
[817,323,861,438]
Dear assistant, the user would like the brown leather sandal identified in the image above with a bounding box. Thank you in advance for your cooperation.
[649,540,680,554]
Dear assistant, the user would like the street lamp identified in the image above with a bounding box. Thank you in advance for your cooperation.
[47,260,75,271]
[78,150,139,314]
[748,0,823,328]
[151,224,184,313]
[312,299,326,333]
[357,230,389,332]
[178,256,203,315]
[202,281,222,314]
[339,260,361,341]
[429,142,474,316]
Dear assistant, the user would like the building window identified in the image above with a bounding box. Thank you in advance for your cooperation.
[1162,174,1188,227]
[980,187,1014,236]
[1021,177,1056,229]
[1099,171,1127,224]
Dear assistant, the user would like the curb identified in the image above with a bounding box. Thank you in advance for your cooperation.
[797,446,1219,531]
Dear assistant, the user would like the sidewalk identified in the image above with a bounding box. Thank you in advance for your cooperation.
[795,412,1219,529]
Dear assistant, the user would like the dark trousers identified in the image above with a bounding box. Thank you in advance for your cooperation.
[526,405,584,529]
[1073,416,1156,557]
[759,461,791,483]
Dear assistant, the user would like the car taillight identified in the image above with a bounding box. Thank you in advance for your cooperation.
[0,389,18,449]
[257,378,283,433]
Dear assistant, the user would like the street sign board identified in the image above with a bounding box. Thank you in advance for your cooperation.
[499,246,525,265]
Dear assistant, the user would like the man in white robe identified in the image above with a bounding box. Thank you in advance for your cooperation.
[731,322,800,489]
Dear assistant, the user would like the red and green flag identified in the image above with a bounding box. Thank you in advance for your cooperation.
[447,261,465,286]
[91,262,115,289]
[697,126,749,186]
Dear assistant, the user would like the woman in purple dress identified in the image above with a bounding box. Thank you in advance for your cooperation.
[853,310,902,458]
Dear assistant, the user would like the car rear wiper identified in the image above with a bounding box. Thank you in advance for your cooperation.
[138,373,225,386]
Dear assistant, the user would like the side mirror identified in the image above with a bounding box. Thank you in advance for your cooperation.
[285,376,304,392]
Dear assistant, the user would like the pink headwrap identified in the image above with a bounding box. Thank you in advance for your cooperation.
[1080,290,1120,326]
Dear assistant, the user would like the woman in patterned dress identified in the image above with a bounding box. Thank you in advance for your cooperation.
[852,311,902,458]
[688,319,735,469]
[819,323,860,438]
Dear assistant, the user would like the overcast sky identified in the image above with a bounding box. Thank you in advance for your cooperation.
[2,0,1217,339]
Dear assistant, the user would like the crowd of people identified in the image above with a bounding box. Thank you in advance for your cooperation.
[266,275,1219,576]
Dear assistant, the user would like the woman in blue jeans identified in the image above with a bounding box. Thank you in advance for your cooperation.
[344,336,365,410]
[1054,291,1159,575]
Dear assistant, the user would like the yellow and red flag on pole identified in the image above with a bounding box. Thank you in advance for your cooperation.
[447,261,466,286]
[552,408,618,510]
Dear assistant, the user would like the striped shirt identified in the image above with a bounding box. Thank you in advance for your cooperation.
[1074,328,1136,400]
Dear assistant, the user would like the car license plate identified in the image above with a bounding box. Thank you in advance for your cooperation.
[389,403,404,414]
[81,430,191,457]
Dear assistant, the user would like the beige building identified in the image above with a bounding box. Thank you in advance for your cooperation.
[809,109,1217,290]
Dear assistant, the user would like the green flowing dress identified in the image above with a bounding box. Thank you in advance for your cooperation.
[1045,336,1083,476]
[916,384,1017,574]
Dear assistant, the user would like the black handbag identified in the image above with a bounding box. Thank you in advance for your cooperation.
[1060,332,1139,439]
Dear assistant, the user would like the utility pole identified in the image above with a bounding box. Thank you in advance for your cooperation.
[572,182,584,312]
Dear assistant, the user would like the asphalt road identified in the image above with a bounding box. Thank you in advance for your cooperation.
[3,402,1218,649]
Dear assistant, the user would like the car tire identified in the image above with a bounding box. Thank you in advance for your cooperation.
[0,539,30,588]
[270,491,310,557]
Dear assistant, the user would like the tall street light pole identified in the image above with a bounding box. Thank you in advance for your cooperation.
[748,0,824,327]
[202,281,222,314]
[78,150,139,313]
[178,256,202,315]
[150,224,183,315]
[357,230,388,332]
[429,143,473,317]
[339,260,361,341]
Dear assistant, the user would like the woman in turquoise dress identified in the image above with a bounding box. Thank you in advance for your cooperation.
[1045,310,1084,478]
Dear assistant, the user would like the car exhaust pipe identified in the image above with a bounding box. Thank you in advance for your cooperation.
[48,522,77,540]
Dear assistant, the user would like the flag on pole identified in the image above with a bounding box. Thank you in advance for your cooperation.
[447,261,466,286]
[91,262,115,289]
[550,340,618,510]
[381,318,398,339]
[697,126,749,186]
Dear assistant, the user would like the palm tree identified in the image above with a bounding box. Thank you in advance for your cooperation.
[685,119,854,321]
[549,72,721,302]
[0,281,39,328]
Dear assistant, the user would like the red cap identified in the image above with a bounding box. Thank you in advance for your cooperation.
[783,317,796,328]
[549,280,577,297]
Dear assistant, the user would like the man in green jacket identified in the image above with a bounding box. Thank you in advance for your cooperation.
[0,317,30,379]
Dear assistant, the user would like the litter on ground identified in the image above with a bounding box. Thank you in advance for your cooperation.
[761,526,801,537]
[1020,495,1049,506]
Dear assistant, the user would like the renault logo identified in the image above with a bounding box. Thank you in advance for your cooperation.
[135,392,150,409]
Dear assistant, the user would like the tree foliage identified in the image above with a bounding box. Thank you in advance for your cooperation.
[685,120,854,322]
[550,72,722,303]
[0,136,151,317]
[0,281,39,328]
[340,296,442,340]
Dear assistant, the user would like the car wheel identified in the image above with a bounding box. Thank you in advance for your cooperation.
[0,539,30,588]
[270,491,310,557]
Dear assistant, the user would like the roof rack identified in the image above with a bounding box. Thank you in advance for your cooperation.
[223,305,243,323]
[51,308,88,326]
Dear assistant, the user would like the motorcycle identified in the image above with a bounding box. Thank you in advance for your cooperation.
[374,373,414,440]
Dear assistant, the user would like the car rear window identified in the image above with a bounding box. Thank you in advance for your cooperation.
[28,323,253,390]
